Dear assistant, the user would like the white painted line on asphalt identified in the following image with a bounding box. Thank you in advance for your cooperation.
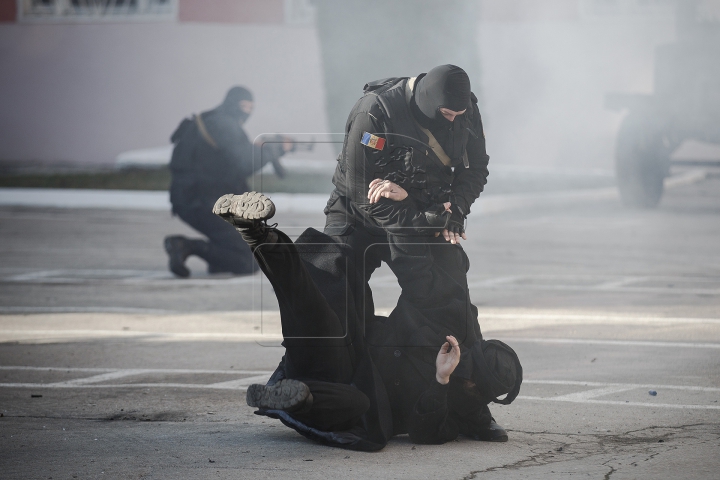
[0,188,170,210]
[1,269,261,286]
[46,370,146,386]
[0,366,272,375]
[549,385,637,401]
[506,337,720,349]
[466,273,720,296]
[523,380,720,393]
[0,382,262,390]
[0,306,175,314]
[472,282,720,296]
[467,276,523,287]
[520,396,720,410]
[1,367,718,409]
[594,277,648,289]
[478,313,720,325]
[206,374,273,389]
[0,329,284,341]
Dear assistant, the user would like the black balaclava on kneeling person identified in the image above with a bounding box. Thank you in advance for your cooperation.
[220,86,254,124]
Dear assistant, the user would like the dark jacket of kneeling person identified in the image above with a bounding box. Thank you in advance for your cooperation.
[255,228,522,451]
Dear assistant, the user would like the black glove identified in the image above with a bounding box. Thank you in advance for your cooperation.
[425,204,451,230]
[446,205,466,236]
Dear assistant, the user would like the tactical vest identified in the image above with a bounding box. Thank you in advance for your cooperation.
[362,77,474,207]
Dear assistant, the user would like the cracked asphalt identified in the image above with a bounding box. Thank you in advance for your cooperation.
[1,176,719,479]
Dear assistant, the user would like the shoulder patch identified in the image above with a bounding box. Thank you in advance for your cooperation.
[360,132,386,151]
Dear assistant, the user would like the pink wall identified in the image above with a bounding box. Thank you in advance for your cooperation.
[0,23,329,165]
[179,0,284,24]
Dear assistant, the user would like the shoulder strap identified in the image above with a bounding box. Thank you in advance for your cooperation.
[194,114,218,149]
[363,77,406,95]
[414,124,453,167]
[405,77,454,167]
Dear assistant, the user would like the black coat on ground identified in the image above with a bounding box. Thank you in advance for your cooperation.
[257,228,482,451]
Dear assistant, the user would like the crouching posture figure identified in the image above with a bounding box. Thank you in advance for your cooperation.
[213,192,522,451]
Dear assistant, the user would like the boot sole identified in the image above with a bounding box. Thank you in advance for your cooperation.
[213,192,275,226]
[246,379,310,412]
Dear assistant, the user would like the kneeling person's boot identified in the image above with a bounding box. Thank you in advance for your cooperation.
[163,235,209,278]
[246,379,313,414]
[213,192,277,247]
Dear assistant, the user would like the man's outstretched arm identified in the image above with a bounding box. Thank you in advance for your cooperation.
[407,336,462,444]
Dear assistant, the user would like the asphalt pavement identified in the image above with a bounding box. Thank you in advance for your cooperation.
[1,175,719,479]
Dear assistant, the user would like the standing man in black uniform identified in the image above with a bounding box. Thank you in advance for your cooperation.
[164,86,289,277]
[323,64,510,436]
[325,64,489,344]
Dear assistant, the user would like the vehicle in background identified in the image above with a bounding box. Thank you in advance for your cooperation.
[606,0,720,208]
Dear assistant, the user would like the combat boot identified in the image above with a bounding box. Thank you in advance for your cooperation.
[212,192,277,246]
[465,419,508,442]
[163,235,209,278]
[246,379,313,414]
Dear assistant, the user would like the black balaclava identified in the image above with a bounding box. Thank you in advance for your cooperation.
[220,86,254,124]
[411,64,471,130]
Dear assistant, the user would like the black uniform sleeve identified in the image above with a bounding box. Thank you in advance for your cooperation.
[406,382,459,444]
[342,111,439,234]
[451,107,490,215]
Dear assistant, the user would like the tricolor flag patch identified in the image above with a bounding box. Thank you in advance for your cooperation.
[360,132,386,151]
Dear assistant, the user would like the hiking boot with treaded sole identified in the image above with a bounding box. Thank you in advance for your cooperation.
[213,192,275,227]
[246,379,312,413]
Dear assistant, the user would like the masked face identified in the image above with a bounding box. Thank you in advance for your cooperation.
[414,65,471,128]
[221,86,254,124]
[439,107,467,123]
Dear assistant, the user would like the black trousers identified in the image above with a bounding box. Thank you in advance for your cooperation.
[253,230,370,431]
[174,201,258,274]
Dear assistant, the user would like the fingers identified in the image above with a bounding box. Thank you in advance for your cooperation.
[434,232,441,237]
[367,184,383,203]
[368,180,387,203]
[446,336,461,365]
[443,202,452,213]
[461,232,468,241]
[442,229,451,242]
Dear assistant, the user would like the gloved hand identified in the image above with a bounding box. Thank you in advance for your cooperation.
[447,207,465,236]
[442,204,467,244]
[425,203,452,229]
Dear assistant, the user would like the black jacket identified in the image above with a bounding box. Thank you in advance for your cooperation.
[169,108,280,210]
[258,228,477,450]
[327,77,489,234]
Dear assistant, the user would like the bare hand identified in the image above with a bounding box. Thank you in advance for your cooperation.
[442,229,467,244]
[282,136,295,153]
[367,178,409,203]
[435,335,461,385]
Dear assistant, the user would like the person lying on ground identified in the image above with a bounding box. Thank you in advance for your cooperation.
[212,191,522,451]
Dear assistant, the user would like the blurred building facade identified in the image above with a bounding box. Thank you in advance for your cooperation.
[0,0,327,166]
[1,0,714,170]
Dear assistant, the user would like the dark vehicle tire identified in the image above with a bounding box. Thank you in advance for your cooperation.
[615,113,671,209]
